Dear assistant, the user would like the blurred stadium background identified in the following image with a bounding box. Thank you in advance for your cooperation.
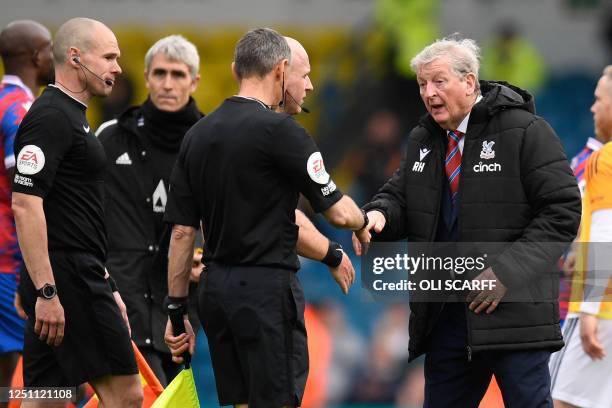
[2,0,611,406]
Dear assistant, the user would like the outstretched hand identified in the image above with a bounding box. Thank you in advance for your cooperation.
[352,210,386,255]
[329,252,355,294]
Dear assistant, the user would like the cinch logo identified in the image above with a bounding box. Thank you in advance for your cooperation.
[473,161,501,173]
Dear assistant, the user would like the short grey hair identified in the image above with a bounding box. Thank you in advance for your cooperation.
[602,65,612,94]
[233,28,291,80]
[53,17,97,64]
[144,35,200,78]
[411,34,481,90]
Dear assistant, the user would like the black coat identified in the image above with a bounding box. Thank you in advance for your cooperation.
[97,101,203,353]
[363,81,581,360]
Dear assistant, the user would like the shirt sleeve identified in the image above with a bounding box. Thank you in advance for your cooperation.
[269,117,342,213]
[164,132,200,227]
[11,107,73,197]
[1,94,30,170]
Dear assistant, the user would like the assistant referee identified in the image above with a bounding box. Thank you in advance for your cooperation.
[11,18,142,408]
[163,28,366,408]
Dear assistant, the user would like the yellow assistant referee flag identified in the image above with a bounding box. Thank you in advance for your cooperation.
[151,366,200,408]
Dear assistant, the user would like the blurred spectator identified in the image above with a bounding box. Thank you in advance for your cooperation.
[375,0,440,76]
[302,303,332,408]
[99,74,135,122]
[346,303,409,404]
[481,21,547,94]
[394,360,425,408]
[348,110,405,203]
[604,7,612,61]
[316,300,366,405]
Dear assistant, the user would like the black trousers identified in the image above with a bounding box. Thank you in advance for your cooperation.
[424,303,553,408]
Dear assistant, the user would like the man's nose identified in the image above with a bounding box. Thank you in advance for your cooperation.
[162,74,173,89]
[306,77,314,92]
[423,82,437,98]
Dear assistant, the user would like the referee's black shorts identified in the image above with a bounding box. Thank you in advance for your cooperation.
[199,263,308,408]
[20,251,137,386]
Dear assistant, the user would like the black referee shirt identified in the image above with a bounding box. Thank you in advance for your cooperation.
[164,96,342,270]
[12,85,107,260]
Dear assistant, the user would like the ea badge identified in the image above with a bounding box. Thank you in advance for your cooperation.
[307,152,330,185]
[16,145,45,175]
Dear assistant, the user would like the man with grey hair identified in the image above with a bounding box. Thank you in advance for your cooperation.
[163,28,365,407]
[12,17,143,407]
[354,35,580,406]
[96,34,203,386]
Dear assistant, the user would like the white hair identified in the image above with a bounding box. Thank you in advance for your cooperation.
[411,34,481,90]
[144,35,200,78]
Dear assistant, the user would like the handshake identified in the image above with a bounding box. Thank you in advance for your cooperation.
[352,210,387,256]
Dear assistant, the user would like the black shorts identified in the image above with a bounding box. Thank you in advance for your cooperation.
[20,251,137,386]
[198,264,308,408]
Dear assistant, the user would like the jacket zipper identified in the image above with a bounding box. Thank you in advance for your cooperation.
[429,135,445,241]
[457,133,473,362]
[423,136,446,340]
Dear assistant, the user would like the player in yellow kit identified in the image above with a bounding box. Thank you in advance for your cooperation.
[552,66,612,408]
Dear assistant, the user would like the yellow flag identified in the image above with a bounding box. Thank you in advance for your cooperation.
[151,367,200,408]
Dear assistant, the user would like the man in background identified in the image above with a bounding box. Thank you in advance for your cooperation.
[551,65,612,408]
[96,34,203,386]
[0,19,53,395]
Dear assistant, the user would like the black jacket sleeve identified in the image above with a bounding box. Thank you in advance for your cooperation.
[492,117,581,289]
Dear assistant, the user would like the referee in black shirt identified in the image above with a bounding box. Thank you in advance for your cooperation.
[163,28,367,407]
[11,18,142,407]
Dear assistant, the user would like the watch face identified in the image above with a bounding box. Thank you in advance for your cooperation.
[42,284,56,298]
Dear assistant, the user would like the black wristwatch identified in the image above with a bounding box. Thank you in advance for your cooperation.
[358,209,369,230]
[36,283,57,300]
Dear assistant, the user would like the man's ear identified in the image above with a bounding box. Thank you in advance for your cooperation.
[231,62,239,82]
[275,58,288,80]
[465,72,477,96]
[32,50,41,67]
[143,69,150,90]
[190,74,201,93]
[68,47,81,69]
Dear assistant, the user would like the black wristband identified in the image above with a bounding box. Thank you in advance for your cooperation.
[163,295,188,315]
[321,241,343,268]
[107,275,118,292]
[358,209,369,230]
